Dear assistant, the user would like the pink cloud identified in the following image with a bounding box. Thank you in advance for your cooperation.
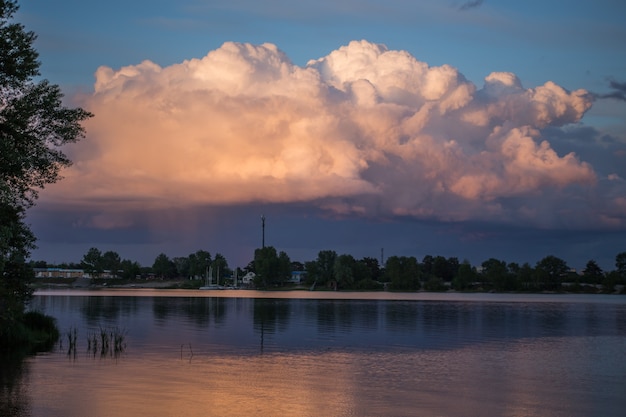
[43,40,617,228]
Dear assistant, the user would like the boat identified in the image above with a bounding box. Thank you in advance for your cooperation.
[199,266,223,290]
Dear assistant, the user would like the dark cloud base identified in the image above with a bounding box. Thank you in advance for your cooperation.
[28,202,624,271]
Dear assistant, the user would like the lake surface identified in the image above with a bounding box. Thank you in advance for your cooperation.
[2,290,626,417]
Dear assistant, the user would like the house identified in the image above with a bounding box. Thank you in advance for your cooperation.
[33,268,120,279]
[289,271,306,284]
[241,271,256,285]
[34,268,85,279]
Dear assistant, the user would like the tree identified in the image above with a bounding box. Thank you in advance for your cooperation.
[453,260,476,291]
[251,250,291,287]
[277,251,291,283]
[101,250,121,277]
[173,257,190,279]
[313,250,337,286]
[290,261,304,271]
[421,255,434,277]
[152,253,175,279]
[303,260,319,286]
[432,256,459,282]
[360,257,381,282]
[0,203,35,337]
[254,246,280,287]
[1,0,91,346]
[480,258,508,290]
[211,253,229,284]
[385,256,421,291]
[119,259,141,280]
[188,250,211,279]
[81,247,103,277]
[334,254,356,289]
[582,260,603,284]
[615,252,626,280]
[535,255,568,291]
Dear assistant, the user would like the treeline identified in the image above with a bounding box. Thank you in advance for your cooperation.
[32,248,230,281]
[32,247,626,293]
[303,251,626,293]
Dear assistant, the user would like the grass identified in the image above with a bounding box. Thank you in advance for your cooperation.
[0,311,60,354]
[84,327,127,358]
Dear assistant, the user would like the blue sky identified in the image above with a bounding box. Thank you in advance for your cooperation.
[16,0,626,271]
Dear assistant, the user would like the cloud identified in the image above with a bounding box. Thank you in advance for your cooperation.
[44,40,623,229]
[592,78,626,101]
[603,79,626,101]
[457,0,484,12]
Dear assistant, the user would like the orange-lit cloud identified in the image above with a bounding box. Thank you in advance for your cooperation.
[46,40,612,227]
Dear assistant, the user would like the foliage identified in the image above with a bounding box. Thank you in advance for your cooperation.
[360,257,381,282]
[152,253,176,279]
[385,256,421,291]
[355,278,384,290]
[480,258,520,291]
[30,243,626,294]
[535,255,569,291]
[119,259,141,280]
[188,250,211,279]
[254,246,290,287]
[452,261,477,290]
[582,260,604,284]
[1,309,58,352]
[21,310,58,351]
[0,204,34,336]
[81,247,103,277]
[305,250,337,287]
[277,251,291,282]
[432,256,459,282]
[212,253,230,281]
[101,250,121,276]
[0,1,92,210]
[615,252,626,279]
[423,276,446,292]
[334,254,356,289]
[1,0,91,349]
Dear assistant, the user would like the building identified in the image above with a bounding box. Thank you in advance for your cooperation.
[33,268,120,279]
[289,271,306,284]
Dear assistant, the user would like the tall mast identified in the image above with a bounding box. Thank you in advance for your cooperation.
[261,214,266,248]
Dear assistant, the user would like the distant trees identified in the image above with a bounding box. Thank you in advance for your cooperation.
[535,255,569,291]
[119,259,141,280]
[188,250,211,279]
[253,246,290,287]
[303,251,383,290]
[152,253,176,279]
[81,247,103,277]
[211,253,230,283]
[35,244,626,295]
[385,256,420,291]
[452,261,477,291]
[334,254,356,289]
[481,258,514,291]
[102,251,121,276]
[616,252,626,279]
[582,260,603,284]
[308,250,337,287]
[79,248,136,279]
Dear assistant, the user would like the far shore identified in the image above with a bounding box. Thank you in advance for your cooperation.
[31,277,625,295]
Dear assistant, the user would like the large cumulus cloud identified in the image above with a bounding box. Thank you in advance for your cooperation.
[47,40,623,229]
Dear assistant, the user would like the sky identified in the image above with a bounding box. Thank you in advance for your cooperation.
[15,0,626,271]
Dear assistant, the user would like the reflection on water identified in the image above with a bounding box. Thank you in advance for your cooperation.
[2,292,625,417]
[0,353,30,417]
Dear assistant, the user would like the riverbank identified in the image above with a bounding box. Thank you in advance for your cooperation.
[31,277,625,295]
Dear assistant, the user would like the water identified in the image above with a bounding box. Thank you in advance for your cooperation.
[2,290,626,417]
